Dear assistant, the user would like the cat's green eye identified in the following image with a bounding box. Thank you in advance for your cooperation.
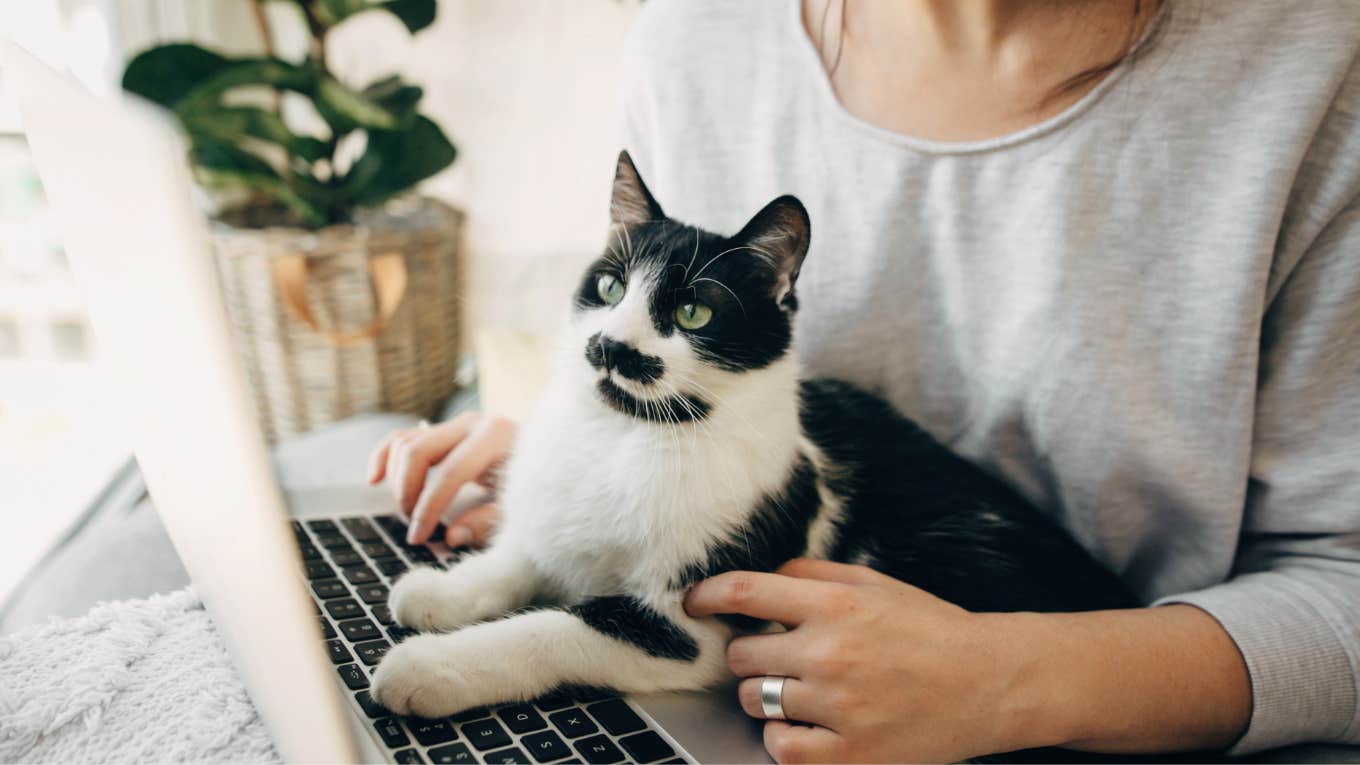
[597,273,625,305]
[675,302,713,330]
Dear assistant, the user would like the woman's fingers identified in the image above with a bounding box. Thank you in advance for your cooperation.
[395,414,479,513]
[762,720,844,764]
[684,571,834,626]
[725,632,808,678]
[736,676,823,725]
[444,503,501,548]
[776,557,888,586]
[407,416,517,545]
[366,431,400,484]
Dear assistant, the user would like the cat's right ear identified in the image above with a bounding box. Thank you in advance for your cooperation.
[610,150,665,227]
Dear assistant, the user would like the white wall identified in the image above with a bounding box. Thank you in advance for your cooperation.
[320,1,645,335]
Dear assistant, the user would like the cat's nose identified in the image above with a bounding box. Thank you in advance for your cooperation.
[586,333,663,384]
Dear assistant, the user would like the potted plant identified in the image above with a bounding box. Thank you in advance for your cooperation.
[122,0,463,441]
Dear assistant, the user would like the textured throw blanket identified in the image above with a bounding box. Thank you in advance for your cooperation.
[0,588,279,763]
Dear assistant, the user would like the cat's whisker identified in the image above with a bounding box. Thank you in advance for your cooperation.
[690,277,748,318]
[690,244,769,282]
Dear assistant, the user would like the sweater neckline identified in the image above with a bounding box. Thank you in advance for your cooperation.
[784,0,1169,156]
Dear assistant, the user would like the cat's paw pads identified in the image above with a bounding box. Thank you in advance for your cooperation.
[370,636,478,718]
[388,566,506,632]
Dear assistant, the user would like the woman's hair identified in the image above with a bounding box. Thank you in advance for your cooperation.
[815,0,1166,110]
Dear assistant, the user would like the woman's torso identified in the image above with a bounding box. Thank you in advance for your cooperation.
[619,0,1360,600]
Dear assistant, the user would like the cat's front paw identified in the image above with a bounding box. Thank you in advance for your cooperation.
[388,566,509,632]
[370,635,481,718]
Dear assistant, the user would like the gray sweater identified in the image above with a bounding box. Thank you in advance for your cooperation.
[620,0,1360,754]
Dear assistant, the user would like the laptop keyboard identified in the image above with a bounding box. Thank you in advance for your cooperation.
[293,514,688,764]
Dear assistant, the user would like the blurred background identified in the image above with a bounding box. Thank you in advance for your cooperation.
[0,0,643,613]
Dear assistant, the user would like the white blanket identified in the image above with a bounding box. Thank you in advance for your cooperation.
[0,588,279,763]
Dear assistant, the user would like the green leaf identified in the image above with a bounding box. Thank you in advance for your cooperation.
[191,140,327,227]
[122,44,232,107]
[362,75,423,124]
[314,77,399,133]
[381,0,436,33]
[340,115,455,207]
[310,0,436,33]
[175,57,315,112]
[181,106,329,163]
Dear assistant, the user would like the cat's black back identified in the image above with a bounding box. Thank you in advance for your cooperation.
[803,379,1140,613]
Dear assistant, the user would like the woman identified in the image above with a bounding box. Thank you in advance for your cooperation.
[368,1,1360,760]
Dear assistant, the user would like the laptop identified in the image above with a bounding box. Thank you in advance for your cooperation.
[4,44,771,764]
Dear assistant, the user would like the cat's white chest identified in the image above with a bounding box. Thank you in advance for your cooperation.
[495,378,800,604]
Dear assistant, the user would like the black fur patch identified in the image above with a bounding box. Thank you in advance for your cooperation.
[596,378,710,423]
[568,596,699,662]
[800,379,1140,613]
[671,456,821,590]
[584,332,664,384]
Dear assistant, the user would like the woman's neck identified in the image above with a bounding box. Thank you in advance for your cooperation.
[803,0,1159,143]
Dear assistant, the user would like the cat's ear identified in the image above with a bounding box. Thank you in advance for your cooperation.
[610,150,664,227]
[733,195,810,308]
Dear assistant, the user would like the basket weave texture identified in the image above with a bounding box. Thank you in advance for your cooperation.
[212,197,463,442]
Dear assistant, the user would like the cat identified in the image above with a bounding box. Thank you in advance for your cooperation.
[369,151,1139,719]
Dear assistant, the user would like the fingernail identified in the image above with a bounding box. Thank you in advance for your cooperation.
[406,529,418,545]
[447,527,473,548]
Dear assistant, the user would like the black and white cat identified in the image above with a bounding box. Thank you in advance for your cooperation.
[370,152,1137,717]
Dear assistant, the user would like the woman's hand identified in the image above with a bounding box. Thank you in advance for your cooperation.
[366,411,517,547]
[684,559,1041,764]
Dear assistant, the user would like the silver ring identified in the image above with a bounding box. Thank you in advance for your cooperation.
[759,676,787,720]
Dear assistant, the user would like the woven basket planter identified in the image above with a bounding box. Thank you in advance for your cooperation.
[211,196,463,442]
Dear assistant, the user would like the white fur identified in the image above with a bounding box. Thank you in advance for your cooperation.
[374,266,831,714]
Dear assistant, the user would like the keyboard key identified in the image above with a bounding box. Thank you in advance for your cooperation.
[319,618,337,639]
[537,687,612,711]
[354,639,392,666]
[312,579,350,600]
[316,534,353,551]
[362,541,397,559]
[585,700,646,736]
[522,731,572,763]
[574,735,624,764]
[377,558,409,577]
[305,560,336,580]
[372,604,394,625]
[343,516,384,542]
[408,717,459,746]
[325,598,364,620]
[428,743,476,764]
[344,565,380,585]
[356,584,389,605]
[338,664,369,690]
[325,639,351,665]
[394,749,424,764]
[484,746,530,764]
[298,543,322,561]
[291,520,306,536]
[355,690,387,719]
[449,706,491,723]
[388,625,418,643]
[339,618,381,642]
[331,549,363,567]
[498,704,547,734]
[548,709,597,738]
[307,519,338,534]
[375,718,410,748]
[461,718,511,751]
[406,547,438,563]
[619,731,675,763]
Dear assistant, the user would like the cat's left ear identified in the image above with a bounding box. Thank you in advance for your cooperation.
[733,195,811,309]
[610,150,665,226]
